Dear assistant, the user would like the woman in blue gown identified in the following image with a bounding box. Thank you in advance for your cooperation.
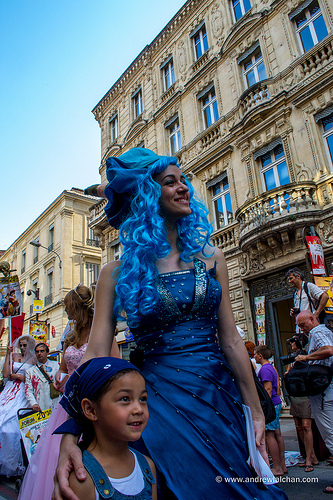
[54,148,287,500]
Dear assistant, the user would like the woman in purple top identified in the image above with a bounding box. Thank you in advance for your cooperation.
[254,345,287,477]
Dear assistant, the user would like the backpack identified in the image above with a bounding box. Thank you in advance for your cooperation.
[284,361,332,397]
[251,364,276,424]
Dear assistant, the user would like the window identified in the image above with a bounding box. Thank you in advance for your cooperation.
[242,46,267,88]
[109,114,118,142]
[48,224,54,252]
[165,116,181,155]
[198,86,219,129]
[33,238,39,264]
[45,268,53,306]
[161,57,175,91]
[258,143,290,191]
[132,88,143,119]
[114,243,121,261]
[292,0,328,53]
[232,0,251,21]
[86,263,100,287]
[86,219,99,247]
[191,23,209,60]
[209,176,233,229]
[322,113,333,167]
[21,250,26,274]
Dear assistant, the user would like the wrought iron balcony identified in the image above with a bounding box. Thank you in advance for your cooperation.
[235,181,320,249]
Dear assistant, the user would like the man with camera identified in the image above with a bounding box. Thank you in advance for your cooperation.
[296,311,333,493]
[286,268,328,323]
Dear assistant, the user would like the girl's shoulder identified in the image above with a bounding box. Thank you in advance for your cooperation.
[196,247,224,270]
[69,469,95,500]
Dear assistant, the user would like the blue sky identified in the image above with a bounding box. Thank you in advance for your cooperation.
[0,0,185,249]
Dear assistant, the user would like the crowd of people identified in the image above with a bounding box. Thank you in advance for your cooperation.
[0,148,332,499]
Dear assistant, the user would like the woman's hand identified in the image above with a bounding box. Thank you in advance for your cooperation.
[53,434,85,500]
[251,412,269,464]
[53,371,68,391]
[6,345,13,356]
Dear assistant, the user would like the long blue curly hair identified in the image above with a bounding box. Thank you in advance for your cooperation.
[113,157,213,326]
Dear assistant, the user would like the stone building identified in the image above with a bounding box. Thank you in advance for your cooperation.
[0,188,101,356]
[89,0,333,376]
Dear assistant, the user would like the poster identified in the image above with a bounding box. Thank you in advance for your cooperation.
[0,275,22,318]
[314,276,333,314]
[305,235,326,276]
[29,320,48,344]
[254,296,266,345]
[18,409,52,461]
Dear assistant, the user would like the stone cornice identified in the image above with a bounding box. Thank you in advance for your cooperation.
[92,0,205,120]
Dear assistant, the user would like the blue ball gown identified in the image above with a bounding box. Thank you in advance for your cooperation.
[130,258,288,499]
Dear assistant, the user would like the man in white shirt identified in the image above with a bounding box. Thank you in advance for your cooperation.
[25,343,60,412]
[286,267,328,321]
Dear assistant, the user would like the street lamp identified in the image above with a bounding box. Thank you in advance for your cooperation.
[29,240,62,268]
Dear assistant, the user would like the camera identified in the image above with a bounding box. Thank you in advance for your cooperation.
[280,334,308,365]
[291,307,300,315]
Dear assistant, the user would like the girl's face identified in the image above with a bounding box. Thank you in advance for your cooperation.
[64,301,74,320]
[155,164,191,221]
[92,371,148,443]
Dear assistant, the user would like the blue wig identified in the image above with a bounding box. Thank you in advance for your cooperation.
[112,156,213,326]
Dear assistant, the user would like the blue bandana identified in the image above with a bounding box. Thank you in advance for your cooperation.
[54,357,141,435]
[104,147,177,229]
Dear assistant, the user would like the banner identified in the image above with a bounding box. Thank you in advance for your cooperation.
[0,275,23,318]
[254,296,266,345]
[314,276,333,314]
[29,320,48,344]
[305,235,326,276]
[11,313,26,342]
[18,409,52,461]
[33,299,43,314]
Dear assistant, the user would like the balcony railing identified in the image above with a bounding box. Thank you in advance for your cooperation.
[239,80,271,116]
[211,221,239,252]
[161,84,175,104]
[299,38,333,78]
[44,293,52,306]
[236,181,318,238]
[86,238,100,247]
[191,51,209,74]
[200,122,222,151]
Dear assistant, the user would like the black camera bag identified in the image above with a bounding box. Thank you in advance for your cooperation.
[285,361,332,397]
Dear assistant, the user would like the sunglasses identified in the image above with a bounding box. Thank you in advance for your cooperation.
[73,283,84,301]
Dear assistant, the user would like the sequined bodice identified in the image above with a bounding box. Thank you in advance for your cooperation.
[131,258,222,355]
[64,343,88,375]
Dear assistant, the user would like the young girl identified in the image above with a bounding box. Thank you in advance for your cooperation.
[56,356,156,500]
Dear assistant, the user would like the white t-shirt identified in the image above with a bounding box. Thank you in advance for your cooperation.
[94,450,144,499]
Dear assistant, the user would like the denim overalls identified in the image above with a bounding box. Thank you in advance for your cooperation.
[82,447,155,499]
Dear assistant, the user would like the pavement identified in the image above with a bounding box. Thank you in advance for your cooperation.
[0,416,332,499]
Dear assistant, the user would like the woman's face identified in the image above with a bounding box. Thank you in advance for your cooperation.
[155,164,191,221]
[19,339,28,355]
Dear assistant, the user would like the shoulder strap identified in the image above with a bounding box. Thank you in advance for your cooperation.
[37,364,52,383]
[304,282,315,312]
[82,450,113,499]
[128,448,155,485]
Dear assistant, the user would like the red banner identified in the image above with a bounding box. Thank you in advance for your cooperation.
[305,235,326,276]
[11,313,26,342]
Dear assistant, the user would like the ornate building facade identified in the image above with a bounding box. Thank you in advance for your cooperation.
[0,188,101,356]
[89,0,333,375]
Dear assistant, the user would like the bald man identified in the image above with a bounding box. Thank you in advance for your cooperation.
[296,311,333,493]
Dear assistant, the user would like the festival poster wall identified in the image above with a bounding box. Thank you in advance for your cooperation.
[29,320,48,344]
[254,296,266,345]
[0,275,22,318]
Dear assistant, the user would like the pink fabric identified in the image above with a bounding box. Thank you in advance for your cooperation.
[18,344,87,500]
